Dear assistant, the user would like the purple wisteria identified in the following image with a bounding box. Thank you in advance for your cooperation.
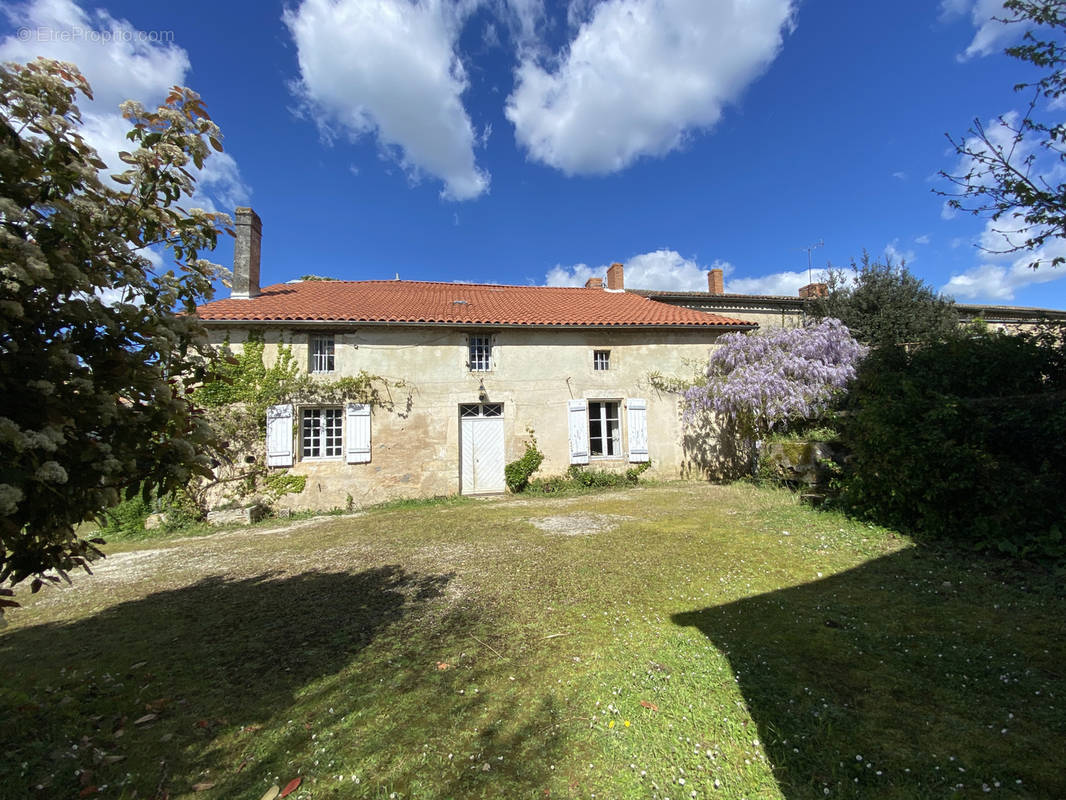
[682,318,867,438]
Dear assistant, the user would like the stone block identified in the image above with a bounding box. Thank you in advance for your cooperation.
[206,505,269,526]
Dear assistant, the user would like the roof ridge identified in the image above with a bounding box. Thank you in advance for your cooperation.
[266,279,610,291]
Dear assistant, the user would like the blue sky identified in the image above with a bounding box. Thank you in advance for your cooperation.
[4,0,1066,308]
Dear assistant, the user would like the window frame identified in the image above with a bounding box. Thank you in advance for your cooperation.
[587,399,622,458]
[301,406,344,460]
[310,334,336,374]
[468,334,493,372]
[593,349,611,371]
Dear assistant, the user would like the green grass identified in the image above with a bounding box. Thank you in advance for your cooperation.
[2,482,1063,799]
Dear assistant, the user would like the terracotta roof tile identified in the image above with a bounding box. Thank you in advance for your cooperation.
[196,280,756,328]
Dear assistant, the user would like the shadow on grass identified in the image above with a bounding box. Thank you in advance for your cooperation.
[0,566,566,798]
[673,550,1066,799]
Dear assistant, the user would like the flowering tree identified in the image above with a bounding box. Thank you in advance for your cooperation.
[0,59,231,602]
[683,319,867,442]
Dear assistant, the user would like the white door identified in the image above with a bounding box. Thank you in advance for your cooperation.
[460,403,505,494]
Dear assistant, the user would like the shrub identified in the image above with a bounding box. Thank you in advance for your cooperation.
[505,433,545,493]
[526,462,651,494]
[99,495,152,539]
[836,326,1066,558]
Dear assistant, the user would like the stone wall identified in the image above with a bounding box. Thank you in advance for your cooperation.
[206,325,726,510]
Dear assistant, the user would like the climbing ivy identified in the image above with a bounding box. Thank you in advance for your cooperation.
[190,332,403,513]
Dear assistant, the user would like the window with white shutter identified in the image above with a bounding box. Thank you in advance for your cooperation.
[567,399,590,464]
[588,401,621,457]
[266,404,294,467]
[626,398,649,462]
[302,407,343,459]
[346,403,372,463]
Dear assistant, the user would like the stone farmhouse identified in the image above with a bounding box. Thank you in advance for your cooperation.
[194,209,757,509]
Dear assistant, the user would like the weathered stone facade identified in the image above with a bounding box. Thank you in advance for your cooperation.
[204,324,727,510]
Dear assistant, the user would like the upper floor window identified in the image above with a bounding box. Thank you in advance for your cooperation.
[311,334,335,373]
[468,335,492,372]
[593,350,610,371]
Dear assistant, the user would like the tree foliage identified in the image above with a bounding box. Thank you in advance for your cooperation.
[808,254,959,347]
[837,325,1066,558]
[682,319,866,442]
[0,58,231,595]
[939,0,1066,267]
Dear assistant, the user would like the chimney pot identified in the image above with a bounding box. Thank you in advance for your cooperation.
[799,282,828,299]
[584,277,604,289]
[606,262,624,291]
[232,207,262,299]
[708,268,724,295]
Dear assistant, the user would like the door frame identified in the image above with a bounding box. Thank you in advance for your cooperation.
[459,403,505,495]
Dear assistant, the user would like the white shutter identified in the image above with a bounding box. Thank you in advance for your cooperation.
[346,402,371,464]
[567,399,589,465]
[627,398,649,463]
[266,404,294,467]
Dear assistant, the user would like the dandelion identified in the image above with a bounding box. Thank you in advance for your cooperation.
[624,720,631,727]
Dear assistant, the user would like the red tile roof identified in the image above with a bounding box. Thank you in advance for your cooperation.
[196,280,755,328]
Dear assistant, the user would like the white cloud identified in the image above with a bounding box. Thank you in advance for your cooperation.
[545,249,822,297]
[501,0,544,45]
[546,262,600,287]
[727,269,822,297]
[915,234,931,245]
[938,0,971,19]
[506,0,796,174]
[0,0,249,212]
[284,0,490,201]
[940,110,1066,300]
[948,0,1028,60]
[942,218,1066,301]
[545,249,714,290]
[892,171,908,180]
[884,239,916,265]
[0,0,189,109]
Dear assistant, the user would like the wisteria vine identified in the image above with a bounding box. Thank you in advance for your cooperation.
[682,318,867,439]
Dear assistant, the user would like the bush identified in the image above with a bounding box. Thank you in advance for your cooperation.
[836,326,1066,558]
[526,462,651,494]
[99,495,152,539]
[505,435,545,493]
[99,486,205,539]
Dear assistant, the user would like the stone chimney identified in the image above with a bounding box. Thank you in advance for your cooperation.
[584,276,604,289]
[606,262,624,291]
[231,207,262,299]
[799,282,827,299]
[708,268,724,295]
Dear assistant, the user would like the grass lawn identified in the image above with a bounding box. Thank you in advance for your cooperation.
[1,482,1063,800]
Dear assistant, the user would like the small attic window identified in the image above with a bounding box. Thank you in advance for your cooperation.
[452,299,469,305]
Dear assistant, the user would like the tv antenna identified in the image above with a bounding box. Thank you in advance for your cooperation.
[801,240,824,284]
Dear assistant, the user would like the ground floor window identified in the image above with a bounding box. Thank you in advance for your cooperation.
[302,407,343,458]
[588,400,621,457]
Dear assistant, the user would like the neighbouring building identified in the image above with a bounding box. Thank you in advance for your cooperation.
[629,267,1066,330]
[194,209,756,510]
